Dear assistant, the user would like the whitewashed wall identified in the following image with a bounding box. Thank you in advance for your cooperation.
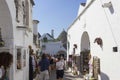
[68,0,120,79]
[0,0,15,80]
[14,0,34,80]
[32,20,39,52]
[33,20,39,35]
[0,0,34,80]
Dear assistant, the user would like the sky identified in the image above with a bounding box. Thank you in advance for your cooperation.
[33,0,86,38]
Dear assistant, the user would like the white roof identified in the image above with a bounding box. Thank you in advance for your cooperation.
[40,33,54,40]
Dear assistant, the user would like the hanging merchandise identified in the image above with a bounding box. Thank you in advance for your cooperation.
[94,37,103,47]
[74,44,77,48]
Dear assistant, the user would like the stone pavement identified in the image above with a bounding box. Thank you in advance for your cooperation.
[49,69,84,80]
[34,69,84,80]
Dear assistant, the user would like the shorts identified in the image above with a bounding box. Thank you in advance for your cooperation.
[39,70,49,80]
[56,70,64,79]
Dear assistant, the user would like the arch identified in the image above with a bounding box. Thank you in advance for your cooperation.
[0,0,13,80]
[80,31,90,75]
[0,0,13,47]
[81,31,90,51]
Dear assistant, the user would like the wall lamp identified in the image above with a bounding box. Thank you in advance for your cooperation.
[102,2,112,8]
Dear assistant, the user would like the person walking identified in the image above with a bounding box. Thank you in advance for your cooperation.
[39,53,50,80]
[56,57,65,80]
[29,45,34,80]
[50,57,54,70]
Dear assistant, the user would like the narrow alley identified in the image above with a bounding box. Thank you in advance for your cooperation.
[1,0,120,80]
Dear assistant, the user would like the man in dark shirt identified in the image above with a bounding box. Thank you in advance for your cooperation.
[39,53,50,80]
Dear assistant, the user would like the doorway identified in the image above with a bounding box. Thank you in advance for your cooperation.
[80,31,91,75]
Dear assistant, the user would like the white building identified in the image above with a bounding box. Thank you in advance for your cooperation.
[42,41,66,56]
[0,0,39,80]
[33,20,40,54]
[40,33,67,58]
[67,0,120,80]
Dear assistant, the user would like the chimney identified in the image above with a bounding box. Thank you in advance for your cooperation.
[51,29,54,38]
[81,3,86,6]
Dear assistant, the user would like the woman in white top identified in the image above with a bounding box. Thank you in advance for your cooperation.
[56,57,64,80]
